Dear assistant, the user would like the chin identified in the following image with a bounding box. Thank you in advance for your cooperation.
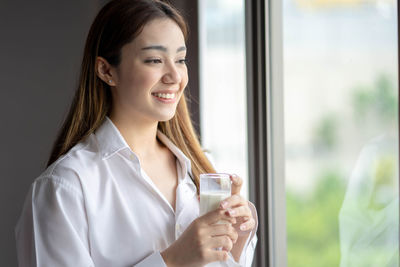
[157,112,176,122]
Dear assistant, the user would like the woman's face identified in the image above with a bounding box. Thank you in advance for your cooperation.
[110,18,188,123]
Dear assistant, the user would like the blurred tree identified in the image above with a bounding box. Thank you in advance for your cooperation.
[287,73,398,267]
[312,114,339,153]
[287,170,345,267]
[352,74,397,126]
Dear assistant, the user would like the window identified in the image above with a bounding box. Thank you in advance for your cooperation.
[200,0,398,265]
[199,0,249,199]
[283,0,399,266]
[245,0,398,266]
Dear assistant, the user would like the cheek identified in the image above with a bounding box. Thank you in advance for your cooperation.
[120,69,159,96]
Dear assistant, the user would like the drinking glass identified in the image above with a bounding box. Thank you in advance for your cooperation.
[200,173,231,224]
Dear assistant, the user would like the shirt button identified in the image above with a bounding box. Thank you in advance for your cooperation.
[176,224,181,232]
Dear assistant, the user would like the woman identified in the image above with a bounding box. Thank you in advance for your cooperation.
[15,0,258,266]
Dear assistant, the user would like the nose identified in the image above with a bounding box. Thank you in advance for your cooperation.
[162,61,181,84]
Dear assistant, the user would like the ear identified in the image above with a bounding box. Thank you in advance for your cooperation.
[95,57,117,86]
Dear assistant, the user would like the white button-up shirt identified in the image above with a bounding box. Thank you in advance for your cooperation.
[15,117,257,267]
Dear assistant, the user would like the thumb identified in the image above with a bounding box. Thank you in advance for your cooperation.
[230,174,242,195]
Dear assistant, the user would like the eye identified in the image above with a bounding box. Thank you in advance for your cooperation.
[177,58,187,64]
[144,59,162,64]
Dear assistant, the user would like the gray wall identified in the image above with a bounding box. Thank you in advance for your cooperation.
[0,1,99,266]
[0,1,199,266]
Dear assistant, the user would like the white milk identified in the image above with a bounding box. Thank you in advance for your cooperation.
[200,191,231,224]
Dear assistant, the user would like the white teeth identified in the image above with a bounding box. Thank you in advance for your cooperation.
[153,93,175,99]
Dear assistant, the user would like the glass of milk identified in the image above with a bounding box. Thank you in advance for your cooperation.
[200,173,231,224]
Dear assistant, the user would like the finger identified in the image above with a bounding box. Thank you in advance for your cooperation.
[208,235,233,251]
[226,205,252,218]
[208,223,238,243]
[220,194,246,210]
[200,208,236,225]
[217,217,237,225]
[239,218,256,232]
[207,250,229,263]
[230,174,243,195]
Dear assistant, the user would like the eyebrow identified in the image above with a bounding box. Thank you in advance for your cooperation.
[141,45,186,52]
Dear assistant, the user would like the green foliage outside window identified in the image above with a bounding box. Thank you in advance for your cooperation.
[287,74,398,267]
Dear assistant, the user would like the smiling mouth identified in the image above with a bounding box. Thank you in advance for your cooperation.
[151,92,176,99]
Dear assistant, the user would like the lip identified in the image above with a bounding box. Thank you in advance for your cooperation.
[151,89,179,94]
[151,90,179,104]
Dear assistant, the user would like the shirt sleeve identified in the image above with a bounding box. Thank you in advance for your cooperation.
[15,176,95,267]
[133,252,167,267]
[236,201,258,267]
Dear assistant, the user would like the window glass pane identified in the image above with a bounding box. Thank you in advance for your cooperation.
[199,0,248,199]
[283,0,399,266]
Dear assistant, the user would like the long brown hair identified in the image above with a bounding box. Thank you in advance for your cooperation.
[47,0,215,190]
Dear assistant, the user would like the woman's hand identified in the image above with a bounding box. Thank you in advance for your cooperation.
[221,174,256,236]
[161,208,239,267]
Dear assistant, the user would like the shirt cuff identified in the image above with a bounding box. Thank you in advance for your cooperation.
[134,252,167,267]
[238,201,259,266]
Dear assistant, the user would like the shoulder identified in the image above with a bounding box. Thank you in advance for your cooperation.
[35,134,102,193]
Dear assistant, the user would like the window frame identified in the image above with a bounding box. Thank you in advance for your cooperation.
[245,0,286,266]
[398,0,400,253]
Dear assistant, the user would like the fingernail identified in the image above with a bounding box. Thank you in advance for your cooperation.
[220,201,228,209]
[228,209,236,216]
[240,224,246,231]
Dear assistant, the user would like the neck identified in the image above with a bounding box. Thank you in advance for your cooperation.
[109,112,161,159]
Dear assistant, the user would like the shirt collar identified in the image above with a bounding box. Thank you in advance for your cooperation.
[156,131,193,182]
[95,117,193,178]
[95,117,130,159]
[95,117,196,192]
